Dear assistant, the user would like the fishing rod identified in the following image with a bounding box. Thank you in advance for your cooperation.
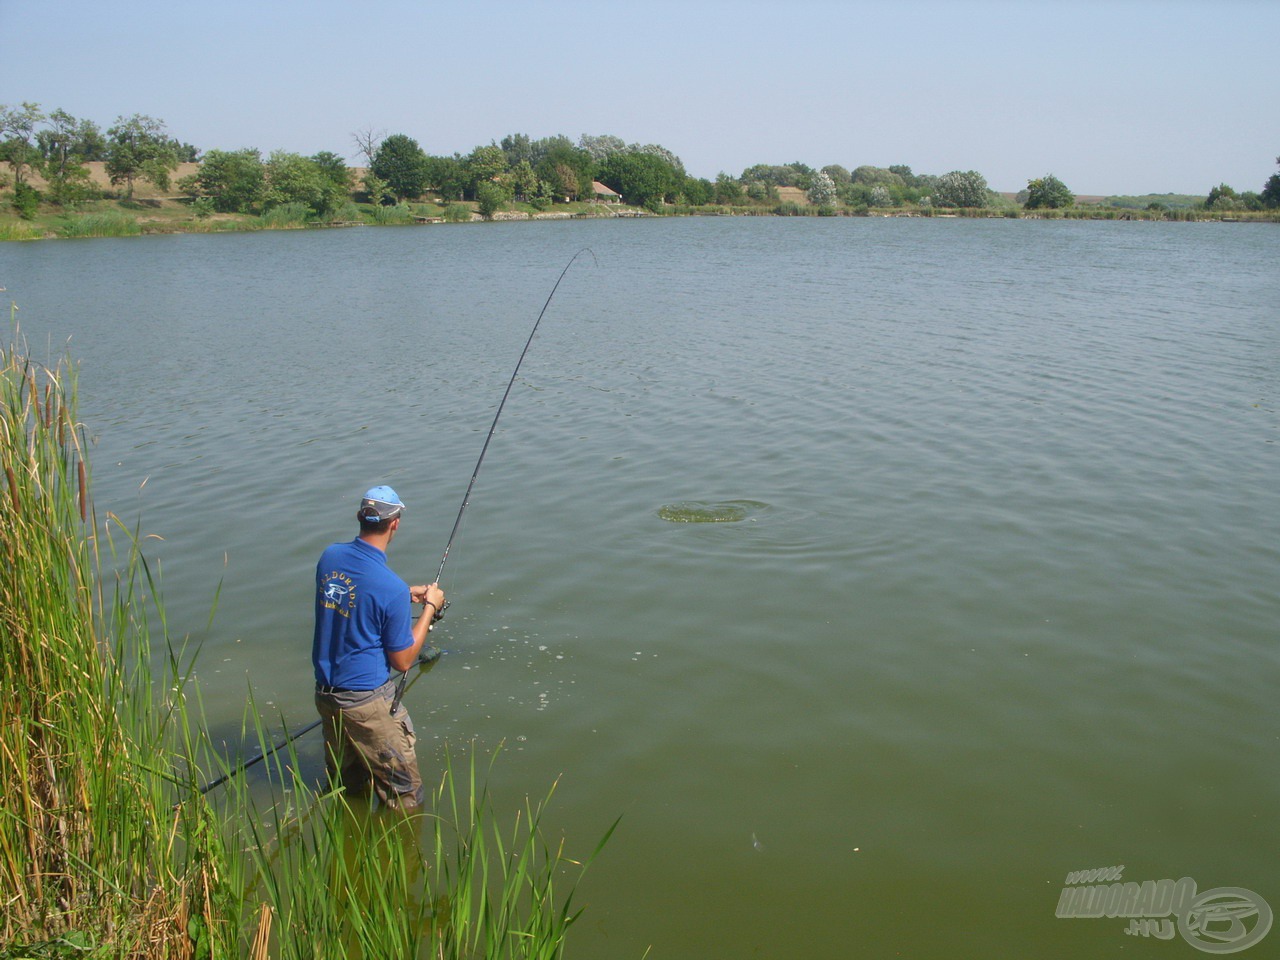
[192,248,595,798]
[390,246,596,712]
[190,646,441,799]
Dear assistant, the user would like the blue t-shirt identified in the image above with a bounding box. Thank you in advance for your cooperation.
[313,538,414,689]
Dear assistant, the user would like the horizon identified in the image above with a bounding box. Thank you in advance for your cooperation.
[1,0,1276,198]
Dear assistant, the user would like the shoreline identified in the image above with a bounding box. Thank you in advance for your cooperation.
[6,162,1278,240]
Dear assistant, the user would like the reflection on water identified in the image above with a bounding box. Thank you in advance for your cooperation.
[3,218,1278,959]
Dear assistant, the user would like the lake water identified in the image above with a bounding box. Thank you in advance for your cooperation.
[3,217,1278,959]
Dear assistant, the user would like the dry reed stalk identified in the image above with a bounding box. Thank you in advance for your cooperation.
[249,903,274,960]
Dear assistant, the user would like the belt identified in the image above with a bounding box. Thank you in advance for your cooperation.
[316,679,392,695]
[316,683,365,694]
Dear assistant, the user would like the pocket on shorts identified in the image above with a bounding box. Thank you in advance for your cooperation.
[395,708,416,750]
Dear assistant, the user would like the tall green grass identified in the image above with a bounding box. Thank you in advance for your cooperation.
[54,213,142,238]
[1,332,613,959]
[441,203,475,223]
[219,729,615,960]
[258,203,312,229]
[0,220,46,241]
[0,334,222,956]
[369,203,414,225]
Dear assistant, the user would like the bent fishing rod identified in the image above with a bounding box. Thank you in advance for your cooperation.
[390,245,596,711]
[193,248,595,799]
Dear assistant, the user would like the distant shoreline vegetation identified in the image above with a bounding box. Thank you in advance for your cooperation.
[3,103,1279,239]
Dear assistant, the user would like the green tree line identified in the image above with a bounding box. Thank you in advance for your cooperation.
[5,102,1279,221]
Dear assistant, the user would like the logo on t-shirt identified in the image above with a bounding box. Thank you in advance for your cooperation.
[321,571,357,618]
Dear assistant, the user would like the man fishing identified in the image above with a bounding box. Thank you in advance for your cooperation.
[313,485,445,812]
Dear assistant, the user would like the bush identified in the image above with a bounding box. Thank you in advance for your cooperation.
[475,181,509,219]
[443,203,474,223]
[191,197,215,219]
[328,201,362,222]
[258,202,310,228]
[370,203,413,225]
[12,183,41,220]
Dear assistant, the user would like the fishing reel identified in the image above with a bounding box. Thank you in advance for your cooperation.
[432,600,450,623]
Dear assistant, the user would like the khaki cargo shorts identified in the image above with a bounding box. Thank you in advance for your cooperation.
[315,680,425,811]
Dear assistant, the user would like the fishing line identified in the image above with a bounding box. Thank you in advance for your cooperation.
[391,246,596,711]
[192,248,595,798]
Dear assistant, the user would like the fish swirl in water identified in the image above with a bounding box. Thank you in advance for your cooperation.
[656,500,766,523]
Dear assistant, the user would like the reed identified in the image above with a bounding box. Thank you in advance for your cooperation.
[0,220,46,241]
[369,203,414,225]
[0,334,227,956]
[54,213,142,238]
[1,332,612,958]
[443,203,475,223]
[258,203,311,229]
[217,730,614,960]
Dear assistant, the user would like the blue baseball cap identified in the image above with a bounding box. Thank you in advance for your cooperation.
[357,485,405,523]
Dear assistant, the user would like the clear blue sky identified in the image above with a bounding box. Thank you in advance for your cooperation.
[2,0,1275,196]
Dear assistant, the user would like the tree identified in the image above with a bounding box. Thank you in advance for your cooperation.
[852,165,906,187]
[351,126,384,167]
[36,108,96,205]
[547,162,582,201]
[933,169,989,208]
[821,164,851,185]
[888,164,916,185]
[807,170,837,206]
[530,134,576,167]
[500,132,533,167]
[1262,157,1280,209]
[36,109,76,177]
[1205,183,1238,210]
[529,178,555,211]
[509,160,538,201]
[311,151,353,212]
[681,176,713,206]
[185,148,265,212]
[105,114,180,198]
[371,134,427,201]
[169,140,200,163]
[740,162,812,188]
[713,173,743,205]
[1024,173,1074,209]
[534,139,593,199]
[597,152,680,211]
[361,171,390,206]
[39,115,106,163]
[578,133,627,161]
[423,154,466,201]
[838,182,872,209]
[464,144,507,199]
[475,180,510,219]
[628,142,686,176]
[0,102,46,187]
[263,151,342,217]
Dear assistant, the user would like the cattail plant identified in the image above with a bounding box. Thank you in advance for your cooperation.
[2,331,612,959]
